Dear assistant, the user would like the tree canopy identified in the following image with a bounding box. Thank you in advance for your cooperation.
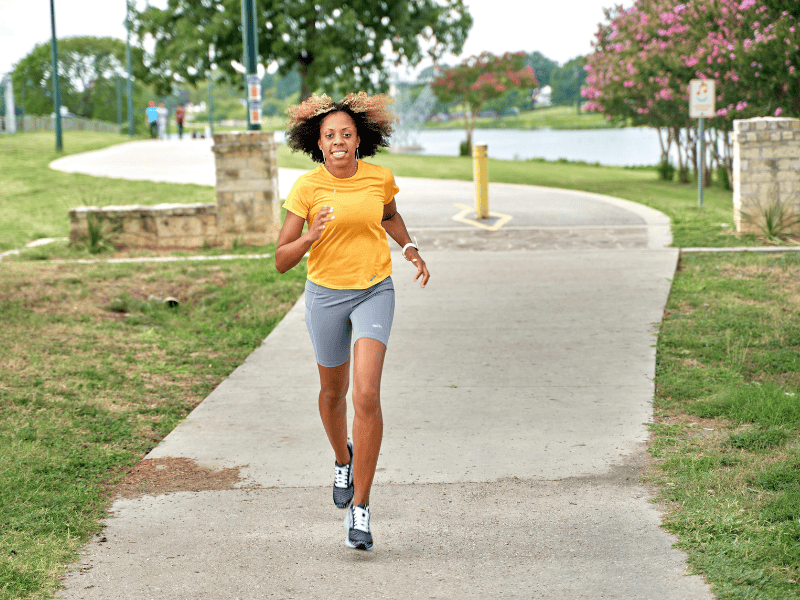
[11,36,148,122]
[431,52,537,147]
[581,0,800,178]
[525,51,558,88]
[132,0,472,100]
[550,56,586,106]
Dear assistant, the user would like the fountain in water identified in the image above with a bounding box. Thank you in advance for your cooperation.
[390,81,437,153]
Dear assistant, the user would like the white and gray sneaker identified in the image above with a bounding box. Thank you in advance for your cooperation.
[344,503,373,551]
[332,441,353,509]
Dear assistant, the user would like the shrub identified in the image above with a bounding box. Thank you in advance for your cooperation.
[657,157,675,181]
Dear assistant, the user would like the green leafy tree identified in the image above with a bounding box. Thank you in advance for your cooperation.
[550,56,586,106]
[132,0,472,101]
[526,51,558,88]
[11,36,148,123]
[431,51,537,148]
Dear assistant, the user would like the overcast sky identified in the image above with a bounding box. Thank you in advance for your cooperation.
[0,0,625,79]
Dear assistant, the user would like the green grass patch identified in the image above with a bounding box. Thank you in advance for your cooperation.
[423,105,616,131]
[0,130,766,251]
[0,132,214,252]
[278,144,748,248]
[280,150,744,247]
[651,252,800,599]
[0,256,306,599]
[0,130,795,599]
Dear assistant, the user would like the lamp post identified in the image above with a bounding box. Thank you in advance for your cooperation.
[50,0,62,151]
[20,81,25,132]
[241,0,261,131]
[116,74,122,128]
[126,0,135,136]
[208,45,215,137]
[208,77,214,136]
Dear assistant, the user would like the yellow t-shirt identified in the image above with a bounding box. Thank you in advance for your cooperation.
[283,161,399,289]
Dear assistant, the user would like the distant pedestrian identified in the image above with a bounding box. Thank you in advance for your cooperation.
[157,102,168,140]
[175,104,185,139]
[145,101,159,138]
[276,92,429,552]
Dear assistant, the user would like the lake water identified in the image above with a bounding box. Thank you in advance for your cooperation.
[274,126,668,166]
[396,127,670,166]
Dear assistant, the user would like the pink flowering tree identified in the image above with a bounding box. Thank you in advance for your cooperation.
[432,52,537,152]
[582,0,800,183]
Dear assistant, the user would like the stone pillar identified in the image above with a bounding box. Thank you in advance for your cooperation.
[212,131,281,248]
[733,117,800,234]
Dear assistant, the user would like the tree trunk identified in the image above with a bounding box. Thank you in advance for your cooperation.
[298,50,314,102]
[656,127,672,163]
[466,102,480,149]
[673,126,690,183]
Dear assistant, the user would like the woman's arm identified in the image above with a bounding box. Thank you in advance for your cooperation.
[381,199,430,288]
[275,207,334,273]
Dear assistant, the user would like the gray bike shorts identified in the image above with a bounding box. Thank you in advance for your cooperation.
[304,277,395,368]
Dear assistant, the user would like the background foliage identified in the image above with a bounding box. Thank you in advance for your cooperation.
[132,0,473,101]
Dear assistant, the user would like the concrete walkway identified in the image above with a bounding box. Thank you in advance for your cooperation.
[52,139,712,599]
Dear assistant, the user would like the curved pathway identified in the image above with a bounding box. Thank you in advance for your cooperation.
[53,139,712,599]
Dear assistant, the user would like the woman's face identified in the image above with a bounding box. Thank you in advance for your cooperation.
[318,111,360,167]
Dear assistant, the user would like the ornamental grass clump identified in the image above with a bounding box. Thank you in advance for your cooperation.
[741,188,800,243]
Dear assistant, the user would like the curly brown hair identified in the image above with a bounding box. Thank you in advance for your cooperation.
[285,92,396,163]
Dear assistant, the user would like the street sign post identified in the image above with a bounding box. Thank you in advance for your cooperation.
[689,79,715,208]
[247,73,261,128]
[241,0,261,131]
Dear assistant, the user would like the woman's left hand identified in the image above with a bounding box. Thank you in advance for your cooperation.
[405,247,430,288]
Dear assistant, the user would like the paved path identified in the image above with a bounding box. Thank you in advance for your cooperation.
[52,139,712,599]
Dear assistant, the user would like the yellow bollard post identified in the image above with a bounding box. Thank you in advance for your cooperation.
[472,143,489,219]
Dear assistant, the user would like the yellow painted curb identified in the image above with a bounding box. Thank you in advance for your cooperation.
[452,203,513,232]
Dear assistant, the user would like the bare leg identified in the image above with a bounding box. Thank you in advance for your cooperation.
[351,338,387,506]
[317,359,351,466]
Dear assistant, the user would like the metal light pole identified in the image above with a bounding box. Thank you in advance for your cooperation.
[20,82,25,132]
[116,74,122,128]
[208,45,215,137]
[208,78,214,136]
[126,0,135,137]
[241,0,261,130]
[697,117,705,208]
[49,0,62,151]
[3,75,17,134]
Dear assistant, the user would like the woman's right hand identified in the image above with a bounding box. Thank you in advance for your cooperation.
[306,206,335,242]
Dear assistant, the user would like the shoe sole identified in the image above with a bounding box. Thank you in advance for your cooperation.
[344,538,373,551]
[343,509,373,551]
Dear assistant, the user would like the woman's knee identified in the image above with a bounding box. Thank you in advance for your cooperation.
[353,387,381,420]
[319,386,348,410]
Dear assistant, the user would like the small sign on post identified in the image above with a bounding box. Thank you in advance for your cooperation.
[247,74,261,126]
[689,79,716,208]
[689,79,715,118]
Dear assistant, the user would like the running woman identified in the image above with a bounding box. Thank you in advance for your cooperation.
[276,92,429,550]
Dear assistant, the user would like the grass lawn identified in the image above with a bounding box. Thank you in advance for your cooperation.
[3,130,753,253]
[652,252,800,599]
[1,131,797,599]
[278,143,753,249]
[0,132,214,252]
[423,104,616,131]
[0,255,306,600]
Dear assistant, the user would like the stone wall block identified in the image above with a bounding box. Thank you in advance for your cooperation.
[741,147,761,160]
[734,117,800,235]
[68,131,278,249]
